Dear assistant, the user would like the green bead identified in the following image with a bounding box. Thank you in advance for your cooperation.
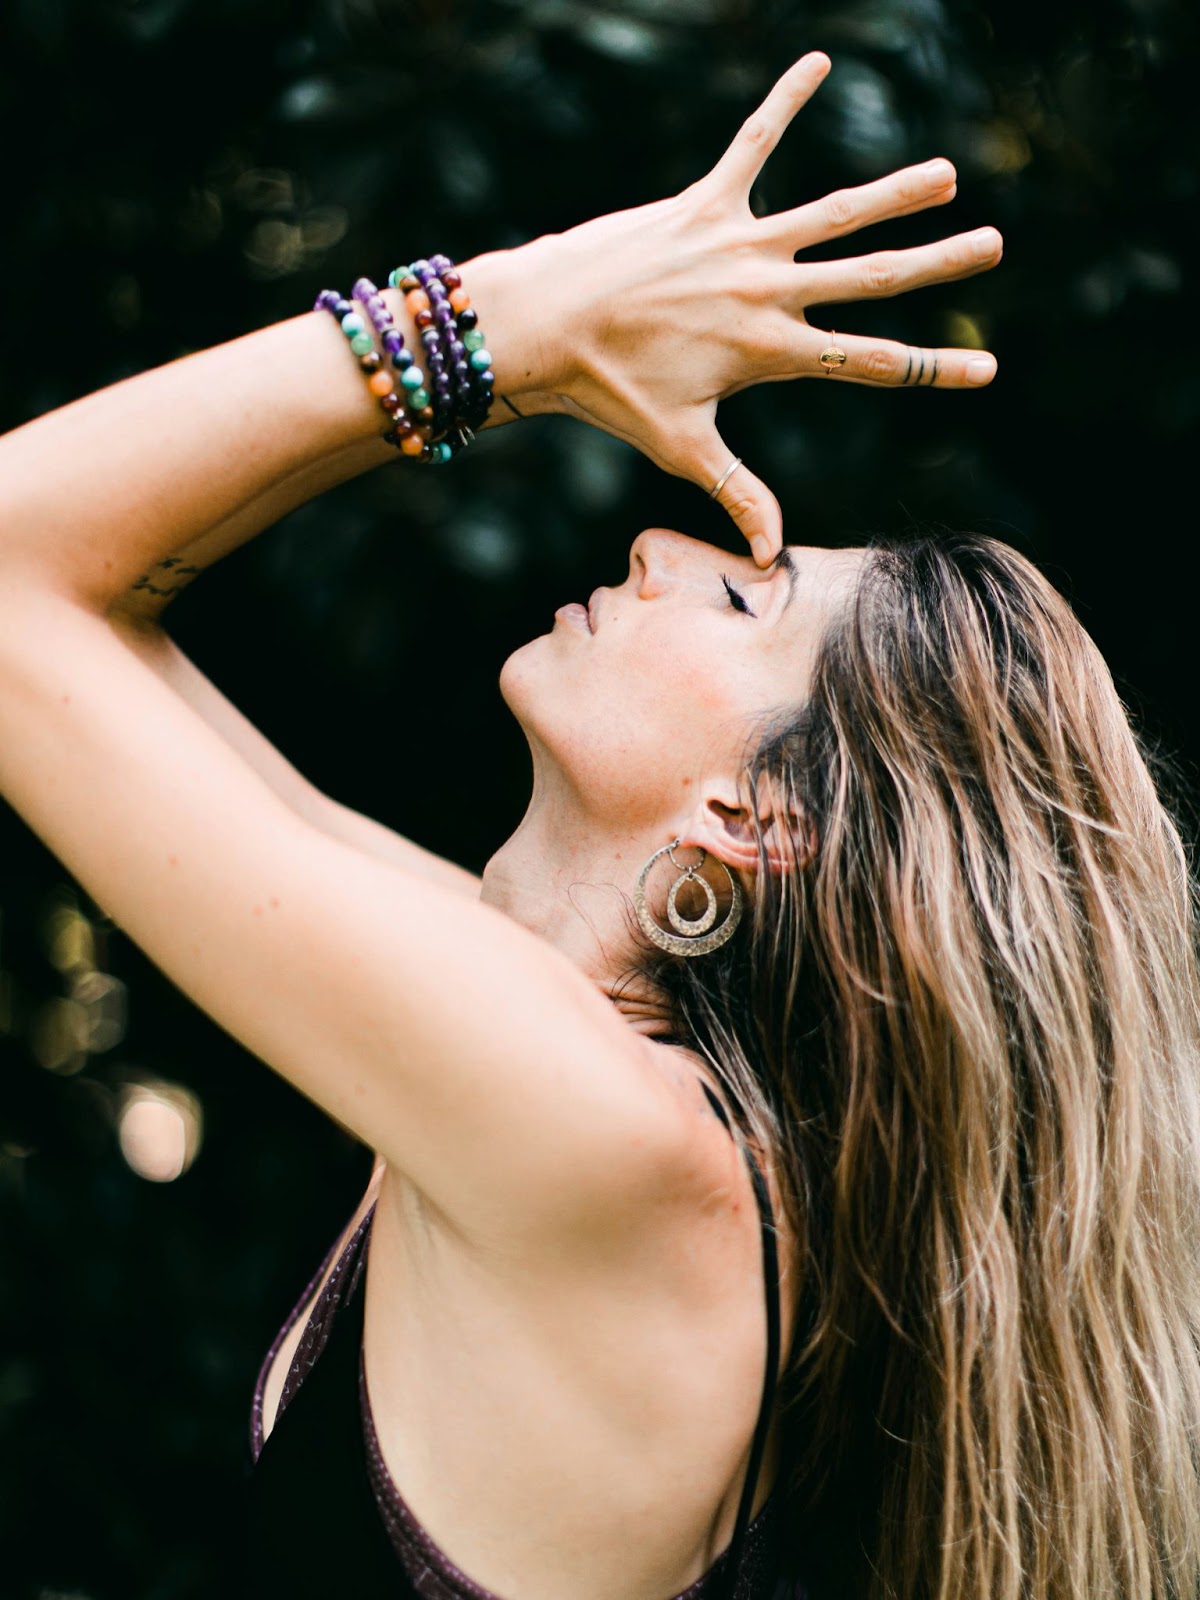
[400,366,425,391]
[349,331,374,356]
[387,267,402,288]
[340,312,366,335]
[408,386,430,409]
[462,327,486,352]
[468,348,492,372]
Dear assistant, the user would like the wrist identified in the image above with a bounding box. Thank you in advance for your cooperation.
[454,238,575,422]
[372,238,575,439]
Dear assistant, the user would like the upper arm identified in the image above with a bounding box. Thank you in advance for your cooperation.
[107,613,482,900]
[0,589,686,1234]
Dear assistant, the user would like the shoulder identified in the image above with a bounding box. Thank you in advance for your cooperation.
[582,1037,769,1245]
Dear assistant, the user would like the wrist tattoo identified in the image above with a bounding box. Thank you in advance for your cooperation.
[130,556,204,599]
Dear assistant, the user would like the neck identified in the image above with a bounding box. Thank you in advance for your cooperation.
[480,770,672,1032]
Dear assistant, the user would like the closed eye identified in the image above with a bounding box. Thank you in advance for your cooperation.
[720,574,757,617]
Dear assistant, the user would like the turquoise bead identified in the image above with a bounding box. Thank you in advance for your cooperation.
[387,268,402,288]
[462,328,486,352]
[340,312,366,335]
[432,442,453,464]
[468,348,492,372]
[408,386,430,409]
[349,331,374,356]
[400,366,425,391]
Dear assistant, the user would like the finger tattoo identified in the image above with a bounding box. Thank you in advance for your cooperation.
[904,349,913,385]
[929,352,940,387]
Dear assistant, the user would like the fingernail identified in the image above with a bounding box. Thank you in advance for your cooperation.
[751,536,771,565]
[966,356,996,385]
[973,228,1000,258]
[924,158,954,183]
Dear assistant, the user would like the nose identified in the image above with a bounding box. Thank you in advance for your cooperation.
[628,527,708,597]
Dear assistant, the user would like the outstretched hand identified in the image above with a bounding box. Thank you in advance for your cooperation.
[535,53,1002,566]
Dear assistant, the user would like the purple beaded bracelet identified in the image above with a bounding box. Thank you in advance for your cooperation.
[389,255,497,449]
[314,285,448,464]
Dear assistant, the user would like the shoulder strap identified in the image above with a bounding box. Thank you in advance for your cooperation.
[700,1081,782,1600]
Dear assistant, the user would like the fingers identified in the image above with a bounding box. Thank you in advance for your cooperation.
[798,331,998,389]
[694,438,783,566]
[795,226,1004,308]
[702,54,831,204]
[758,157,958,254]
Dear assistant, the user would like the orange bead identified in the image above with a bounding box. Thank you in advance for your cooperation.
[368,370,395,397]
[404,288,431,315]
[400,431,426,457]
[448,287,471,313]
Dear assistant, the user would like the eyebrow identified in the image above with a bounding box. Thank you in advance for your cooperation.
[771,547,798,615]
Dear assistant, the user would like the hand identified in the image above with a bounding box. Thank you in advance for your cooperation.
[531,52,1002,566]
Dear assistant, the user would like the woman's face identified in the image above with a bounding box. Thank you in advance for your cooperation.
[501,529,865,831]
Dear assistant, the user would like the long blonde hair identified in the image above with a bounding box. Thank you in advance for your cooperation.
[631,531,1200,1598]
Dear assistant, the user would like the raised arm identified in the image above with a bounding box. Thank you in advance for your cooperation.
[106,440,483,899]
[0,53,1001,1240]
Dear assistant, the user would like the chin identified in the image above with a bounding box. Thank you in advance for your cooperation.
[498,637,542,720]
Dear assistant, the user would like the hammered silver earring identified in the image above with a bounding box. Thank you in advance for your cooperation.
[633,838,743,958]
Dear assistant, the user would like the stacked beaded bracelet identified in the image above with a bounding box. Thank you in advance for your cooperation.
[389,254,495,444]
[314,253,495,466]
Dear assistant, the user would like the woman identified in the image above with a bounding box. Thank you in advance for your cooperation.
[3,48,1199,1600]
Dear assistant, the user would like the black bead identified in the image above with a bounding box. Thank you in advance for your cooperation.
[458,308,479,330]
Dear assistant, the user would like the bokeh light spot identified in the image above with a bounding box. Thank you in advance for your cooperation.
[117,1081,203,1183]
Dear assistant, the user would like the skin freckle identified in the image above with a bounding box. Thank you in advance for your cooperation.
[269,896,280,909]
[61,694,71,704]
[168,854,178,866]
[252,905,263,916]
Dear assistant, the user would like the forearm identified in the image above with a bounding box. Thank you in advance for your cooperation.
[0,242,563,614]
[108,434,385,621]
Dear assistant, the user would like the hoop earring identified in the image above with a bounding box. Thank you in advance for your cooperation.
[633,839,743,958]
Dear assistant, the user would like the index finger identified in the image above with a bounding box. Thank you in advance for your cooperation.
[701,53,832,204]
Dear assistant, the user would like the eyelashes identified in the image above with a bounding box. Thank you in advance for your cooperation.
[721,573,757,617]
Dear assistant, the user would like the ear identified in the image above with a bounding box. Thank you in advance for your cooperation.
[690,775,816,877]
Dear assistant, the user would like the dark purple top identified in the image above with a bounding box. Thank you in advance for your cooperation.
[245,1090,805,1599]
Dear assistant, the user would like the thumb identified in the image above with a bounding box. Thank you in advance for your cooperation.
[693,433,783,568]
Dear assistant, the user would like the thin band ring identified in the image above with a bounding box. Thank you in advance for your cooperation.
[709,457,743,500]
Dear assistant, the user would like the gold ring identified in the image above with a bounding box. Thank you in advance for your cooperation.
[819,333,848,374]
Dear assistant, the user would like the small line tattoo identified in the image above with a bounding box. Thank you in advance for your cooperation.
[929,353,940,386]
[904,350,913,385]
[130,558,204,598]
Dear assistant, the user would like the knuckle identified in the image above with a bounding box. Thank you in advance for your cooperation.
[864,254,897,293]
[864,346,898,383]
[823,189,857,232]
[723,484,758,522]
[740,116,772,149]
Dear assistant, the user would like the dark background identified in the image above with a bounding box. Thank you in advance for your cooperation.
[0,0,1194,1595]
